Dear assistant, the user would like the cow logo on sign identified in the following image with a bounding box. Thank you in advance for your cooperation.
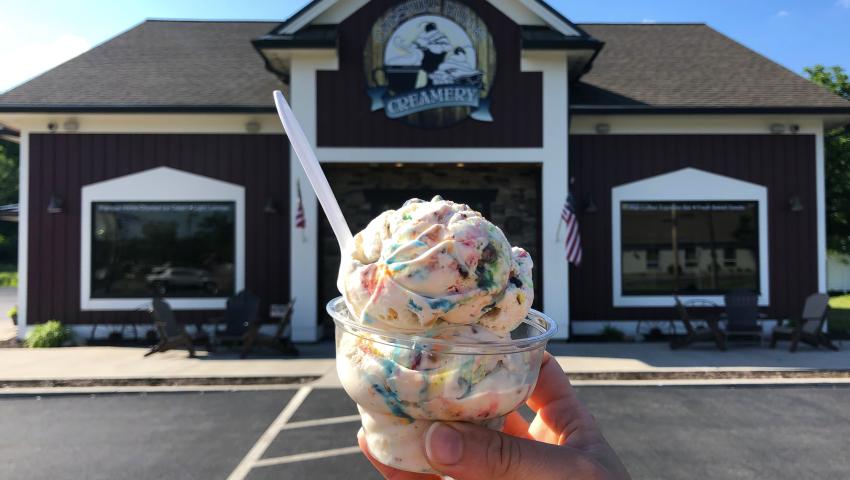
[365,0,496,127]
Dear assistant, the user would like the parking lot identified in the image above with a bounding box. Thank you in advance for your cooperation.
[1,385,848,479]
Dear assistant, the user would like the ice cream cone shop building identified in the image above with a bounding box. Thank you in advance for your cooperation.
[2,0,849,342]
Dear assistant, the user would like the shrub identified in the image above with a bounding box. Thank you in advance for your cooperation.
[25,320,73,348]
[6,305,15,322]
[601,325,626,342]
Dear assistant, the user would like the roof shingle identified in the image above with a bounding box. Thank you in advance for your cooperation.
[574,23,850,111]
[0,20,847,113]
[0,20,283,111]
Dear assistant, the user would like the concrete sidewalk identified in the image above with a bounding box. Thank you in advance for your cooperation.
[1,340,848,388]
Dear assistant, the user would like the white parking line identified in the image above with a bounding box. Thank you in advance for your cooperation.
[226,386,313,480]
[253,446,362,468]
[281,414,361,430]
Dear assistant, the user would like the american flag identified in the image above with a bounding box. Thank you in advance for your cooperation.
[295,179,306,230]
[561,194,582,266]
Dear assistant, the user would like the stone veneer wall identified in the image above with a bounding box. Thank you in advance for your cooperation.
[317,163,542,332]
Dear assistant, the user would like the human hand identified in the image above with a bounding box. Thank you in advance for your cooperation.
[357,352,631,480]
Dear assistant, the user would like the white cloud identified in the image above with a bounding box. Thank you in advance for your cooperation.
[0,34,91,93]
[776,10,790,17]
[837,0,850,8]
[641,18,657,24]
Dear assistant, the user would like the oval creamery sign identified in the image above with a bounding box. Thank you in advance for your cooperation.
[365,0,497,128]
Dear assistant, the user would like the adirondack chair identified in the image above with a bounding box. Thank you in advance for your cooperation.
[723,289,762,343]
[669,298,727,351]
[770,293,838,352]
[145,297,195,358]
[212,291,297,358]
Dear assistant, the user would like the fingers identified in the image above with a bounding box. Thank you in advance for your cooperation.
[526,352,602,447]
[502,411,531,439]
[526,352,577,413]
[424,421,596,480]
[357,429,438,480]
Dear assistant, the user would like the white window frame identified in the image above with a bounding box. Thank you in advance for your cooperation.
[612,167,769,307]
[81,167,245,310]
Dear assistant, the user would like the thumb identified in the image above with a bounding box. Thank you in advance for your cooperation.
[424,421,595,480]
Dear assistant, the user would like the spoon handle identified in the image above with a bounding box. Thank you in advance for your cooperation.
[273,90,353,253]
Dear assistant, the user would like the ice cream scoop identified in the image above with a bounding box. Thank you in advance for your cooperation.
[339,196,534,336]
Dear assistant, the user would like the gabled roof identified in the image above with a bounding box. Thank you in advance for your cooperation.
[0,125,19,142]
[0,20,283,112]
[0,204,18,222]
[256,0,602,54]
[0,21,847,114]
[572,23,850,113]
[274,0,590,37]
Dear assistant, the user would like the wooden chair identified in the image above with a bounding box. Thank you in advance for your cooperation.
[670,298,726,351]
[770,293,838,352]
[212,291,298,358]
[145,297,195,358]
[723,289,762,343]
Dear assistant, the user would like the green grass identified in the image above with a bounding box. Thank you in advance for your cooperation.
[829,294,850,309]
[0,271,17,287]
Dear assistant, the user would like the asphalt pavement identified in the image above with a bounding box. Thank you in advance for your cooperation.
[1,385,848,479]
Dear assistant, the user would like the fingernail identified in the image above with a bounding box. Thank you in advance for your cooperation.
[425,422,463,465]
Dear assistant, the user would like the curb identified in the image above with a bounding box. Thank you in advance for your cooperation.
[564,370,850,381]
[0,375,319,389]
[3,370,850,390]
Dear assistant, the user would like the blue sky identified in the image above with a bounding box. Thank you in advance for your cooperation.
[1,0,848,93]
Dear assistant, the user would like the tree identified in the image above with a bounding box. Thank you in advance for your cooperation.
[0,139,19,268]
[805,65,850,254]
[0,139,18,205]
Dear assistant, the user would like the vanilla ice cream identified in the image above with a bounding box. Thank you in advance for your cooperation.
[339,196,534,336]
[331,196,551,474]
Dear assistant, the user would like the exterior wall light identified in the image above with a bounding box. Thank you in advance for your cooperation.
[595,123,611,134]
[263,197,279,214]
[788,195,803,212]
[47,194,64,214]
[584,194,598,213]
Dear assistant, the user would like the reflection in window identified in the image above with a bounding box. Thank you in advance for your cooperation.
[646,248,659,270]
[92,202,235,298]
[621,201,759,295]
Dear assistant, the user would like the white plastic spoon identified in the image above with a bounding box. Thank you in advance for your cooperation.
[273,90,353,253]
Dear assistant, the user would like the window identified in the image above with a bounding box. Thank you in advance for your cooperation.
[620,201,759,295]
[611,168,769,307]
[684,246,698,268]
[91,202,236,298]
[81,167,245,310]
[723,247,736,267]
[646,248,659,270]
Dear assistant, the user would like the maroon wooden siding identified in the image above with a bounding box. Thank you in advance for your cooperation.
[27,133,290,325]
[569,134,818,322]
[316,0,543,148]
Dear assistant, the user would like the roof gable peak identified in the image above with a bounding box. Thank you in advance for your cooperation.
[275,0,587,37]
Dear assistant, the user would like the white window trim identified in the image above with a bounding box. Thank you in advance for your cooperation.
[81,167,245,310]
[612,168,769,307]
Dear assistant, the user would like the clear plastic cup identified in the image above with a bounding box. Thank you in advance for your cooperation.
[327,296,558,474]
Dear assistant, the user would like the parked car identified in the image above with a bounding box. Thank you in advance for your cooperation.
[145,267,219,295]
